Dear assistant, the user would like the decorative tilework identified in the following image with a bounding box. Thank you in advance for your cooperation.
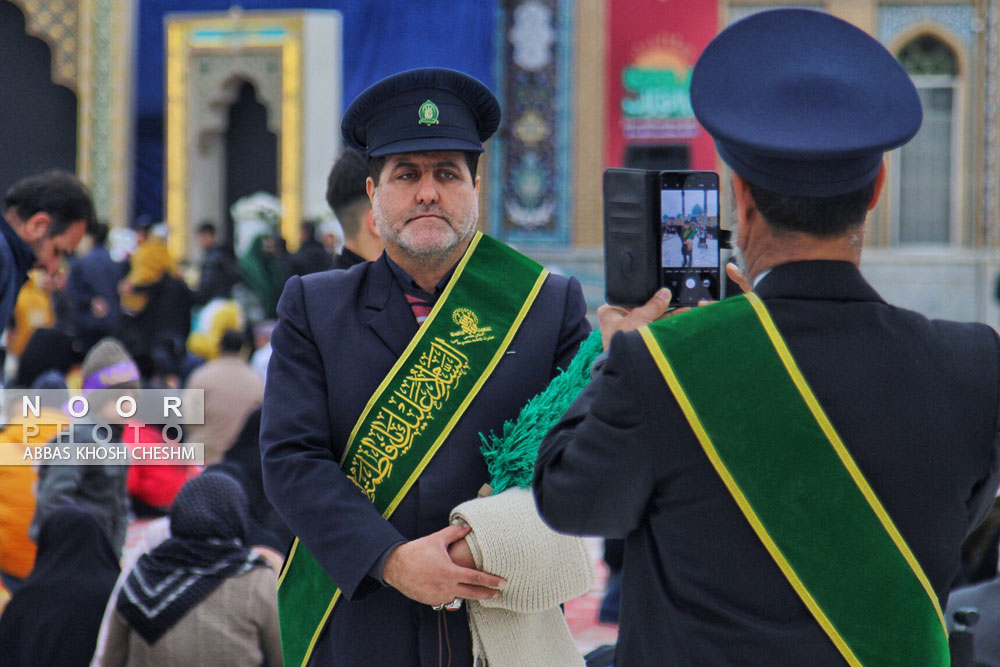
[89,0,113,218]
[879,4,977,47]
[490,0,574,246]
[75,0,134,226]
[8,0,79,90]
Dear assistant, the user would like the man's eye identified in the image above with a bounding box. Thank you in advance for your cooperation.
[439,171,457,180]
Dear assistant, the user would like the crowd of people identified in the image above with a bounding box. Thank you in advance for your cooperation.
[3,7,1000,667]
[0,143,384,665]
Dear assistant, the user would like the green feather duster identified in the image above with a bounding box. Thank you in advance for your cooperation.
[480,330,604,494]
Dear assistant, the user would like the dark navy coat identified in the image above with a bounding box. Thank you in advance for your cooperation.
[535,261,1000,666]
[261,252,589,666]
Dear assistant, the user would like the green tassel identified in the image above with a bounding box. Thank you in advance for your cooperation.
[480,329,604,494]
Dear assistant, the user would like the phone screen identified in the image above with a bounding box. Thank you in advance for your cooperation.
[660,172,720,306]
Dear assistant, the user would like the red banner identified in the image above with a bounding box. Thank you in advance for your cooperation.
[605,0,719,170]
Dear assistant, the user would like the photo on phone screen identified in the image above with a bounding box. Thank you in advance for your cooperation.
[659,172,720,306]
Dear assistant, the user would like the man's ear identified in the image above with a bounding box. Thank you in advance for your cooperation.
[21,212,51,243]
[730,172,756,228]
[868,160,887,211]
[365,176,376,204]
[364,208,379,239]
[474,175,480,196]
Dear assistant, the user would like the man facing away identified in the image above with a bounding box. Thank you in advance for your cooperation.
[192,221,238,305]
[325,147,383,269]
[260,68,589,666]
[534,9,1000,666]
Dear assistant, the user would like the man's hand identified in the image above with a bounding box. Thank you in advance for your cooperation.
[447,532,476,570]
[597,288,678,350]
[383,524,506,606]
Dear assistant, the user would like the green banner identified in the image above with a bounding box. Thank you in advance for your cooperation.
[276,233,548,666]
[639,293,948,666]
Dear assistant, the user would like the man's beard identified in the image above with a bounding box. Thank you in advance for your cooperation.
[373,199,478,265]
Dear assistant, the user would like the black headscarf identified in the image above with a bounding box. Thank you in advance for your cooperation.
[0,506,120,667]
[216,407,294,552]
[115,471,266,644]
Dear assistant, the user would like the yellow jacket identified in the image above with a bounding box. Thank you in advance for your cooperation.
[0,408,70,578]
[9,271,55,357]
[120,238,177,314]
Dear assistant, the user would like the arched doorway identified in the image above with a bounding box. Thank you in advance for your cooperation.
[224,79,278,253]
[0,1,76,197]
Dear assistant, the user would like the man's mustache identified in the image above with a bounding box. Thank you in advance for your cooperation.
[406,205,451,224]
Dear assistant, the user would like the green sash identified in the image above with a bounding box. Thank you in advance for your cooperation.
[639,293,948,666]
[276,232,548,667]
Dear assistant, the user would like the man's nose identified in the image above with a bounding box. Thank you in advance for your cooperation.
[415,173,440,204]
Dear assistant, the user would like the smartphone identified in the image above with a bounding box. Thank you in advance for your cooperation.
[659,171,720,307]
[603,168,721,307]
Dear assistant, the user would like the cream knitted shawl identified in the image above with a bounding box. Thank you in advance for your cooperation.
[451,488,595,667]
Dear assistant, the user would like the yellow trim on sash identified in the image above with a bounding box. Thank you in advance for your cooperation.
[638,325,863,667]
[303,589,342,666]
[743,292,947,635]
[384,267,550,517]
[276,537,299,588]
[341,232,486,465]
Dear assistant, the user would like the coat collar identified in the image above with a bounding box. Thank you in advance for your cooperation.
[0,214,37,278]
[754,260,885,303]
[363,254,418,356]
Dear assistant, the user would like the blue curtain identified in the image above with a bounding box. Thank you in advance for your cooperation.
[135,0,496,222]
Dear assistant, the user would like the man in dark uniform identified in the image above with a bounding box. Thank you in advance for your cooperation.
[261,68,589,665]
[326,147,383,269]
[534,9,1000,665]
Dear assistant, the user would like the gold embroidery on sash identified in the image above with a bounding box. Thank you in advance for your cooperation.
[449,308,495,345]
[348,338,470,499]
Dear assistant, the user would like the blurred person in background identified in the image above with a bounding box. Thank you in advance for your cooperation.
[7,269,55,359]
[2,169,94,298]
[1,171,95,383]
[238,232,288,320]
[326,147,383,269]
[12,327,84,389]
[0,506,120,667]
[118,216,176,317]
[184,329,263,465]
[125,421,192,520]
[31,338,139,557]
[64,221,125,351]
[192,221,239,306]
[0,372,70,591]
[288,219,333,276]
[249,319,275,383]
[100,472,282,667]
[118,219,191,385]
[214,407,293,558]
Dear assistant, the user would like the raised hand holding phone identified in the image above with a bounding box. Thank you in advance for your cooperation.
[603,168,721,308]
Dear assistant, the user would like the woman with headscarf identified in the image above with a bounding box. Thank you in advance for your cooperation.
[100,472,282,666]
[0,506,120,666]
[238,234,289,320]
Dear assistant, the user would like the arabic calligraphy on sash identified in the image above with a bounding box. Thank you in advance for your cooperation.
[348,338,470,499]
